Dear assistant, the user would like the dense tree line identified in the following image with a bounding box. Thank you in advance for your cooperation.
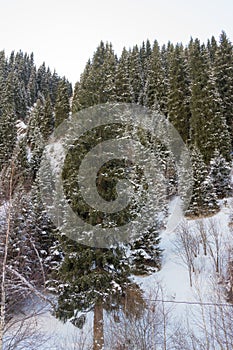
[72,32,232,216]
[73,33,232,156]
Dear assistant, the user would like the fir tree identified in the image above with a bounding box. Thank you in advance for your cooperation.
[71,60,93,112]
[27,66,37,106]
[0,73,17,171]
[100,43,116,102]
[50,236,143,350]
[128,45,143,103]
[87,42,116,104]
[215,31,233,143]
[51,112,162,348]
[54,79,70,128]
[189,39,231,162]
[209,149,232,199]
[40,95,54,140]
[189,40,208,153]
[139,40,152,87]
[14,138,32,191]
[12,74,28,119]
[202,68,231,162]
[168,44,191,143]
[26,100,45,178]
[143,40,166,111]
[186,147,219,217]
[0,51,7,97]
[207,35,218,63]
[115,48,132,103]
[36,62,49,96]
[71,81,81,114]
[50,70,60,105]
[129,224,162,274]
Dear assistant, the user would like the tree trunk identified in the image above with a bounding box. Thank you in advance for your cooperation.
[0,164,14,350]
[188,266,192,287]
[93,301,104,350]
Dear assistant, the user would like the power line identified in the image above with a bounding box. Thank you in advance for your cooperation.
[142,297,233,308]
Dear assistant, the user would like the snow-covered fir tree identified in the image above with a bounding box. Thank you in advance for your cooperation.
[167,43,191,144]
[215,31,233,143]
[54,79,70,128]
[209,149,232,199]
[186,146,219,217]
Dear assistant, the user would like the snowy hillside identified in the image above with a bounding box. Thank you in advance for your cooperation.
[132,197,233,349]
[1,34,233,350]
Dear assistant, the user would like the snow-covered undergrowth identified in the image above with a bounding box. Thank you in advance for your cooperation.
[4,197,233,349]
[4,297,93,350]
[131,197,233,349]
[139,197,232,302]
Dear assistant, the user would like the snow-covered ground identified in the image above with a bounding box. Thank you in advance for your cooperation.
[130,197,233,349]
[5,299,93,350]
[137,197,232,303]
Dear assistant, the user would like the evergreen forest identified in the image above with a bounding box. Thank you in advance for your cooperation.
[0,32,233,349]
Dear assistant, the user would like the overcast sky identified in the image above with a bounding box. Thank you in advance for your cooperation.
[0,0,232,85]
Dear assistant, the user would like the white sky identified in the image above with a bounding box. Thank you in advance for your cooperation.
[0,0,232,85]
